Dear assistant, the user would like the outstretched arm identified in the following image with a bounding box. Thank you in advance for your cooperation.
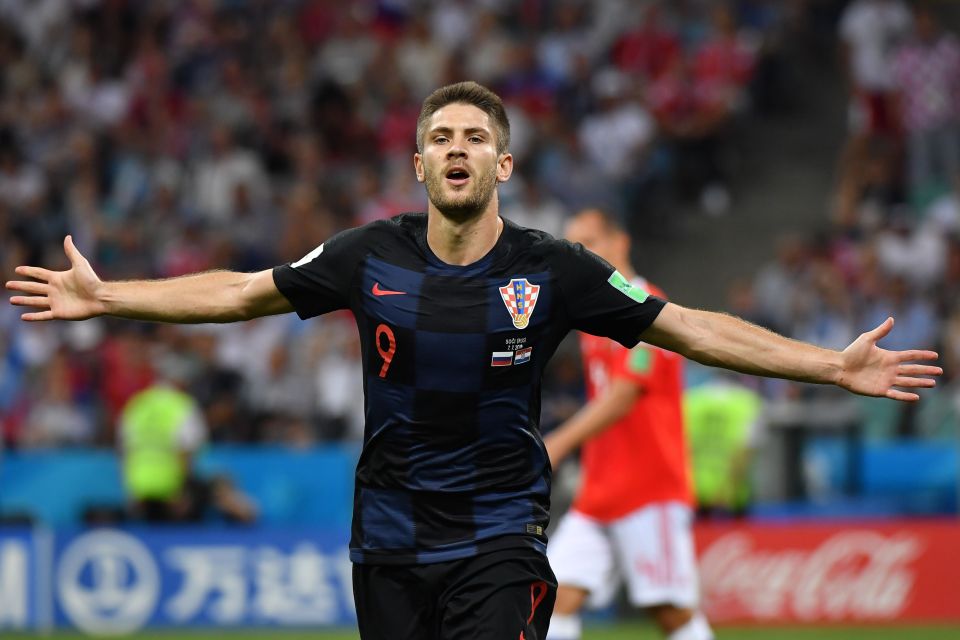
[6,236,293,323]
[544,378,640,468]
[641,303,941,401]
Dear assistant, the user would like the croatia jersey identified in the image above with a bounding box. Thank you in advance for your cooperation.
[571,280,693,522]
[273,214,665,564]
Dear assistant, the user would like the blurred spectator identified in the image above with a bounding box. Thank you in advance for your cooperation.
[832,135,903,230]
[577,68,659,218]
[891,3,960,206]
[501,173,568,238]
[752,235,810,335]
[611,2,682,83]
[395,15,449,100]
[684,373,763,518]
[429,0,476,53]
[312,6,379,89]
[99,326,156,431]
[119,359,207,523]
[872,215,947,290]
[189,124,269,224]
[537,2,592,84]
[311,312,364,441]
[839,0,911,140]
[790,259,857,352]
[20,346,94,447]
[578,69,656,185]
[465,10,513,87]
[648,50,738,216]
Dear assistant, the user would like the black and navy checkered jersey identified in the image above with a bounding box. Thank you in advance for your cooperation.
[273,213,666,565]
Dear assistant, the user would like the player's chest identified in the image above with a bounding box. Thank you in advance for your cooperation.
[356,259,556,381]
[358,258,554,333]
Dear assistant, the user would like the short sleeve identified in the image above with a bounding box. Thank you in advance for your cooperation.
[552,240,666,348]
[272,226,367,319]
[610,343,658,388]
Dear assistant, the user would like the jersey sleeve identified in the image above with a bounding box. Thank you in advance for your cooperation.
[610,342,658,388]
[552,240,666,348]
[272,226,366,319]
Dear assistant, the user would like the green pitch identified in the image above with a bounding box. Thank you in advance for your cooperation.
[8,623,960,639]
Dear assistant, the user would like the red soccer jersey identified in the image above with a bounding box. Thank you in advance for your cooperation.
[570,281,693,521]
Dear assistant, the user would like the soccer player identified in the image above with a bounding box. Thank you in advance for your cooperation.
[544,208,710,640]
[6,81,941,640]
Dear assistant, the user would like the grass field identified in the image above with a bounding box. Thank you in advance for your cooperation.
[9,624,960,639]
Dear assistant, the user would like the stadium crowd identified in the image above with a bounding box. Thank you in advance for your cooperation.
[742,0,960,440]
[0,0,957,456]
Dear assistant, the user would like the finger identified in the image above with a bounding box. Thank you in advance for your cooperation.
[893,376,937,388]
[64,235,83,266]
[867,317,894,341]
[886,389,919,402]
[10,296,50,308]
[21,310,55,322]
[5,280,50,295]
[898,364,943,377]
[895,350,939,363]
[14,265,55,281]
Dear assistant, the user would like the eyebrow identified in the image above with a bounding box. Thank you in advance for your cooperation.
[429,126,491,137]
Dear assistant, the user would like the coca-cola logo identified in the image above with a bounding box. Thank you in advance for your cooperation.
[699,531,922,621]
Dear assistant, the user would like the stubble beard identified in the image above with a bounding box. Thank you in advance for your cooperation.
[424,165,498,223]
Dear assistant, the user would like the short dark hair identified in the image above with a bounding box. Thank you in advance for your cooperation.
[416,81,511,155]
[576,207,625,236]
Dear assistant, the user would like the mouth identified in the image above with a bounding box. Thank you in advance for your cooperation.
[445,166,471,187]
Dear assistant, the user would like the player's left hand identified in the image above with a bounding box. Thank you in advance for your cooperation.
[838,317,941,401]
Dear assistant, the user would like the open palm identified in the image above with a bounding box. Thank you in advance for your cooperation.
[839,318,941,402]
[5,236,106,321]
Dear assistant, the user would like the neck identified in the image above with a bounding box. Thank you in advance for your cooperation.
[426,199,502,266]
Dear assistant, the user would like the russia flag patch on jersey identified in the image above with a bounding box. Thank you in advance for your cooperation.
[491,351,513,367]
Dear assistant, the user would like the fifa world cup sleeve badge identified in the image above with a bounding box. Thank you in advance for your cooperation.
[499,278,540,329]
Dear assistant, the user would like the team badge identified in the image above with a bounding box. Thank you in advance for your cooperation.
[499,278,540,329]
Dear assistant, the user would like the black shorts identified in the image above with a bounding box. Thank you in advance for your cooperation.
[353,546,557,640]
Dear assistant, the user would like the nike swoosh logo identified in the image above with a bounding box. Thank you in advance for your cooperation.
[372,282,406,296]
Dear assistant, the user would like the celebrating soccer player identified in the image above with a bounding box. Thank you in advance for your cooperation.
[7,82,941,640]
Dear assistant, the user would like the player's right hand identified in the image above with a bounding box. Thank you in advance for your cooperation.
[6,235,106,321]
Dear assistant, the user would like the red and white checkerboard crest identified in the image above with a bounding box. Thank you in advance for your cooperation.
[499,278,540,329]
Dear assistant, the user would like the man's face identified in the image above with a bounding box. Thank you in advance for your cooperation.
[415,103,511,221]
[565,211,619,263]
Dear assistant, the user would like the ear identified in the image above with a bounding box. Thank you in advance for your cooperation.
[496,152,513,183]
[413,153,425,183]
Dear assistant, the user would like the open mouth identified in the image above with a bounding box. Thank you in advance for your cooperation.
[445,167,471,186]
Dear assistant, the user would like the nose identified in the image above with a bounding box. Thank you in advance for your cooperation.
[446,140,467,158]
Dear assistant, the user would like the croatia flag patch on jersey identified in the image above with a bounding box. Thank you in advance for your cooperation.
[514,347,532,365]
[499,278,540,329]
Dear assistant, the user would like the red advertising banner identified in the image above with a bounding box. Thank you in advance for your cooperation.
[695,520,960,623]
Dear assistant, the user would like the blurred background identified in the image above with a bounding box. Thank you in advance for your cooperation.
[0,0,959,636]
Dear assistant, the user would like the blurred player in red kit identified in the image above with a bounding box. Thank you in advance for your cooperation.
[545,208,712,640]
